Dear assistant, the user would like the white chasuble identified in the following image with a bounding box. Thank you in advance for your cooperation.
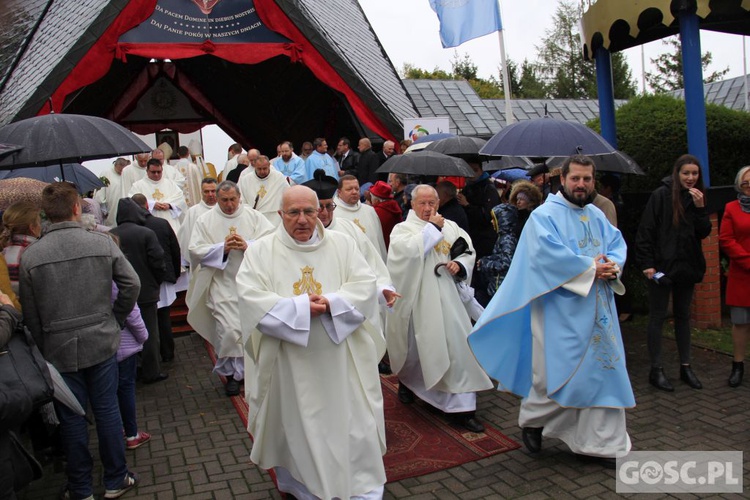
[129,177,186,235]
[238,168,289,227]
[186,205,273,358]
[386,211,492,394]
[236,223,386,500]
[333,195,388,262]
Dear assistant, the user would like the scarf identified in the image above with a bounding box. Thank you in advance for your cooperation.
[739,194,750,214]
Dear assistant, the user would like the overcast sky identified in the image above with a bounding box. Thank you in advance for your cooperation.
[358,0,746,93]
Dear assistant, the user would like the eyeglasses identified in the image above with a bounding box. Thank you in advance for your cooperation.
[281,208,318,218]
[318,203,337,212]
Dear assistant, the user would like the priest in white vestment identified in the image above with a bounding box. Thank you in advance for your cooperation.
[387,185,493,433]
[129,159,187,235]
[238,155,289,227]
[94,157,129,226]
[187,180,273,396]
[469,157,634,468]
[120,153,150,195]
[178,178,217,266]
[236,186,386,500]
[333,175,387,262]
[175,145,204,207]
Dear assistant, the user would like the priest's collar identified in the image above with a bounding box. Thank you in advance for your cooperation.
[214,203,245,219]
[335,194,359,209]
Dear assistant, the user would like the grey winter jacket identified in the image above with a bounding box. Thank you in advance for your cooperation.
[19,221,140,373]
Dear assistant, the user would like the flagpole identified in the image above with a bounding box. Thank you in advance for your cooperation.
[496,3,514,125]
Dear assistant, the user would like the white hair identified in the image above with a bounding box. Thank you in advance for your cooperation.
[411,184,438,201]
[735,166,750,192]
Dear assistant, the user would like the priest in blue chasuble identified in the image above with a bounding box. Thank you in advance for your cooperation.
[469,155,635,468]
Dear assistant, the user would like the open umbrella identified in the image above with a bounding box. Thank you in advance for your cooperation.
[547,150,645,175]
[1,163,104,194]
[405,132,458,153]
[0,113,150,179]
[375,151,475,177]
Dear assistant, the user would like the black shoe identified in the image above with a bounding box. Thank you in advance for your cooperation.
[378,361,392,375]
[225,377,241,397]
[575,453,617,469]
[397,382,414,404]
[454,413,485,433]
[143,373,169,384]
[680,365,702,389]
[728,361,744,388]
[649,367,674,392]
[522,427,543,453]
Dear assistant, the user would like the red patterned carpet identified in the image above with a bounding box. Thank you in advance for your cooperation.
[205,341,519,482]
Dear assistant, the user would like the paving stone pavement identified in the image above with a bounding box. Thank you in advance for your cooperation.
[19,326,749,499]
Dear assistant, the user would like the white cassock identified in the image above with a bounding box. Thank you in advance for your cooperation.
[177,201,213,266]
[93,166,124,226]
[237,222,386,500]
[120,164,147,196]
[221,155,239,182]
[237,168,289,227]
[333,195,387,262]
[175,158,203,207]
[163,162,186,191]
[187,204,274,379]
[327,217,395,330]
[129,177,186,235]
[386,211,493,412]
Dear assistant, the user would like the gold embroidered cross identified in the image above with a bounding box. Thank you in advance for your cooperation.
[257,185,267,198]
[353,219,366,233]
[152,189,164,201]
[434,240,451,255]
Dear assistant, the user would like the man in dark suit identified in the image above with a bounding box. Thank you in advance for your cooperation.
[336,137,360,178]
[378,140,396,166]
[356,138,381,185]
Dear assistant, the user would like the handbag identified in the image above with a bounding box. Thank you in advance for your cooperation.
[0,322,54,408]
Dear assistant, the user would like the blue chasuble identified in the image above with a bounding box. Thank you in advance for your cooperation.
[273,156,307,185]
[469,194,635,409]
[305,151,339,181]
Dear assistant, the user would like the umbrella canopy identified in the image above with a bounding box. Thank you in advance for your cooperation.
[0,143,22,162]
[492,168,530,182]
[1,164,104,194]
[480,117,616,158]
[0,113,150,169]
[423,136,486,159]
[405,132,458,153]
[0,178,48,211]
[547,150,645,175]
[375,151,475,177]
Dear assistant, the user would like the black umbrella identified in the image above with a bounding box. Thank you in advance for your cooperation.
[423,136,487,158]
[375,151,475,177]
[0,163,104,194]
[0,113,150,179]
[480,116,616,158]
[0,143,22,162]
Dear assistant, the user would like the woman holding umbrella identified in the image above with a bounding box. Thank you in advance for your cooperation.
[636,154,711,392]
[719,166,750,387]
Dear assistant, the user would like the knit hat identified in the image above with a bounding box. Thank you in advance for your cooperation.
[368,181,393,199]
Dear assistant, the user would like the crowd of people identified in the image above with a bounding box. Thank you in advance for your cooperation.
[1,136,748,499]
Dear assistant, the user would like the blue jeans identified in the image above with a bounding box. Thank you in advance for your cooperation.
[117,355,138,438]
[56,355,127,498]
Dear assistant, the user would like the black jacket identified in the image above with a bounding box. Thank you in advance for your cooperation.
[461,176,501,258]
[140,208,181,284]
[357,149,381,185]
[339,151,360,177]
[636,177,712,284]
[439,197,470,233]
[111,199,167,304]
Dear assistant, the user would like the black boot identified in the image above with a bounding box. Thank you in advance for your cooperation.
[397,382,414,404]
[728,361,744,388]
[649,367,674,392]
[521,427,543,453]
[680,364,702,389]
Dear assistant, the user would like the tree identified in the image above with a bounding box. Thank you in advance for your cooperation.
[536,0,636,99]
[400,63,452,80]
[645,37,730,93]
[401,53,505,99]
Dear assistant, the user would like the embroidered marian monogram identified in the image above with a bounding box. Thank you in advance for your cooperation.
[257,185,267,199]
[353,219,366,233]
[434,240,451,255]
[227,226,237,238]
[152,189,165,201]
[577,214,601,249]
[293,266,322,295]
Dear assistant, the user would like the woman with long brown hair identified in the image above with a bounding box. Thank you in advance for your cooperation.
[1,200,42,295]
[636,154,711,391]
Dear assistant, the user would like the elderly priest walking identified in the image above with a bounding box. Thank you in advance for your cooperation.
[469,155,634,469]
[386,184,493,433]
[186,181,273,396]
[236,185,386,500]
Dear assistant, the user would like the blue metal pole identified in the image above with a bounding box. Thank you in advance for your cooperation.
[679,10,711,186]
[595,47,617,148]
